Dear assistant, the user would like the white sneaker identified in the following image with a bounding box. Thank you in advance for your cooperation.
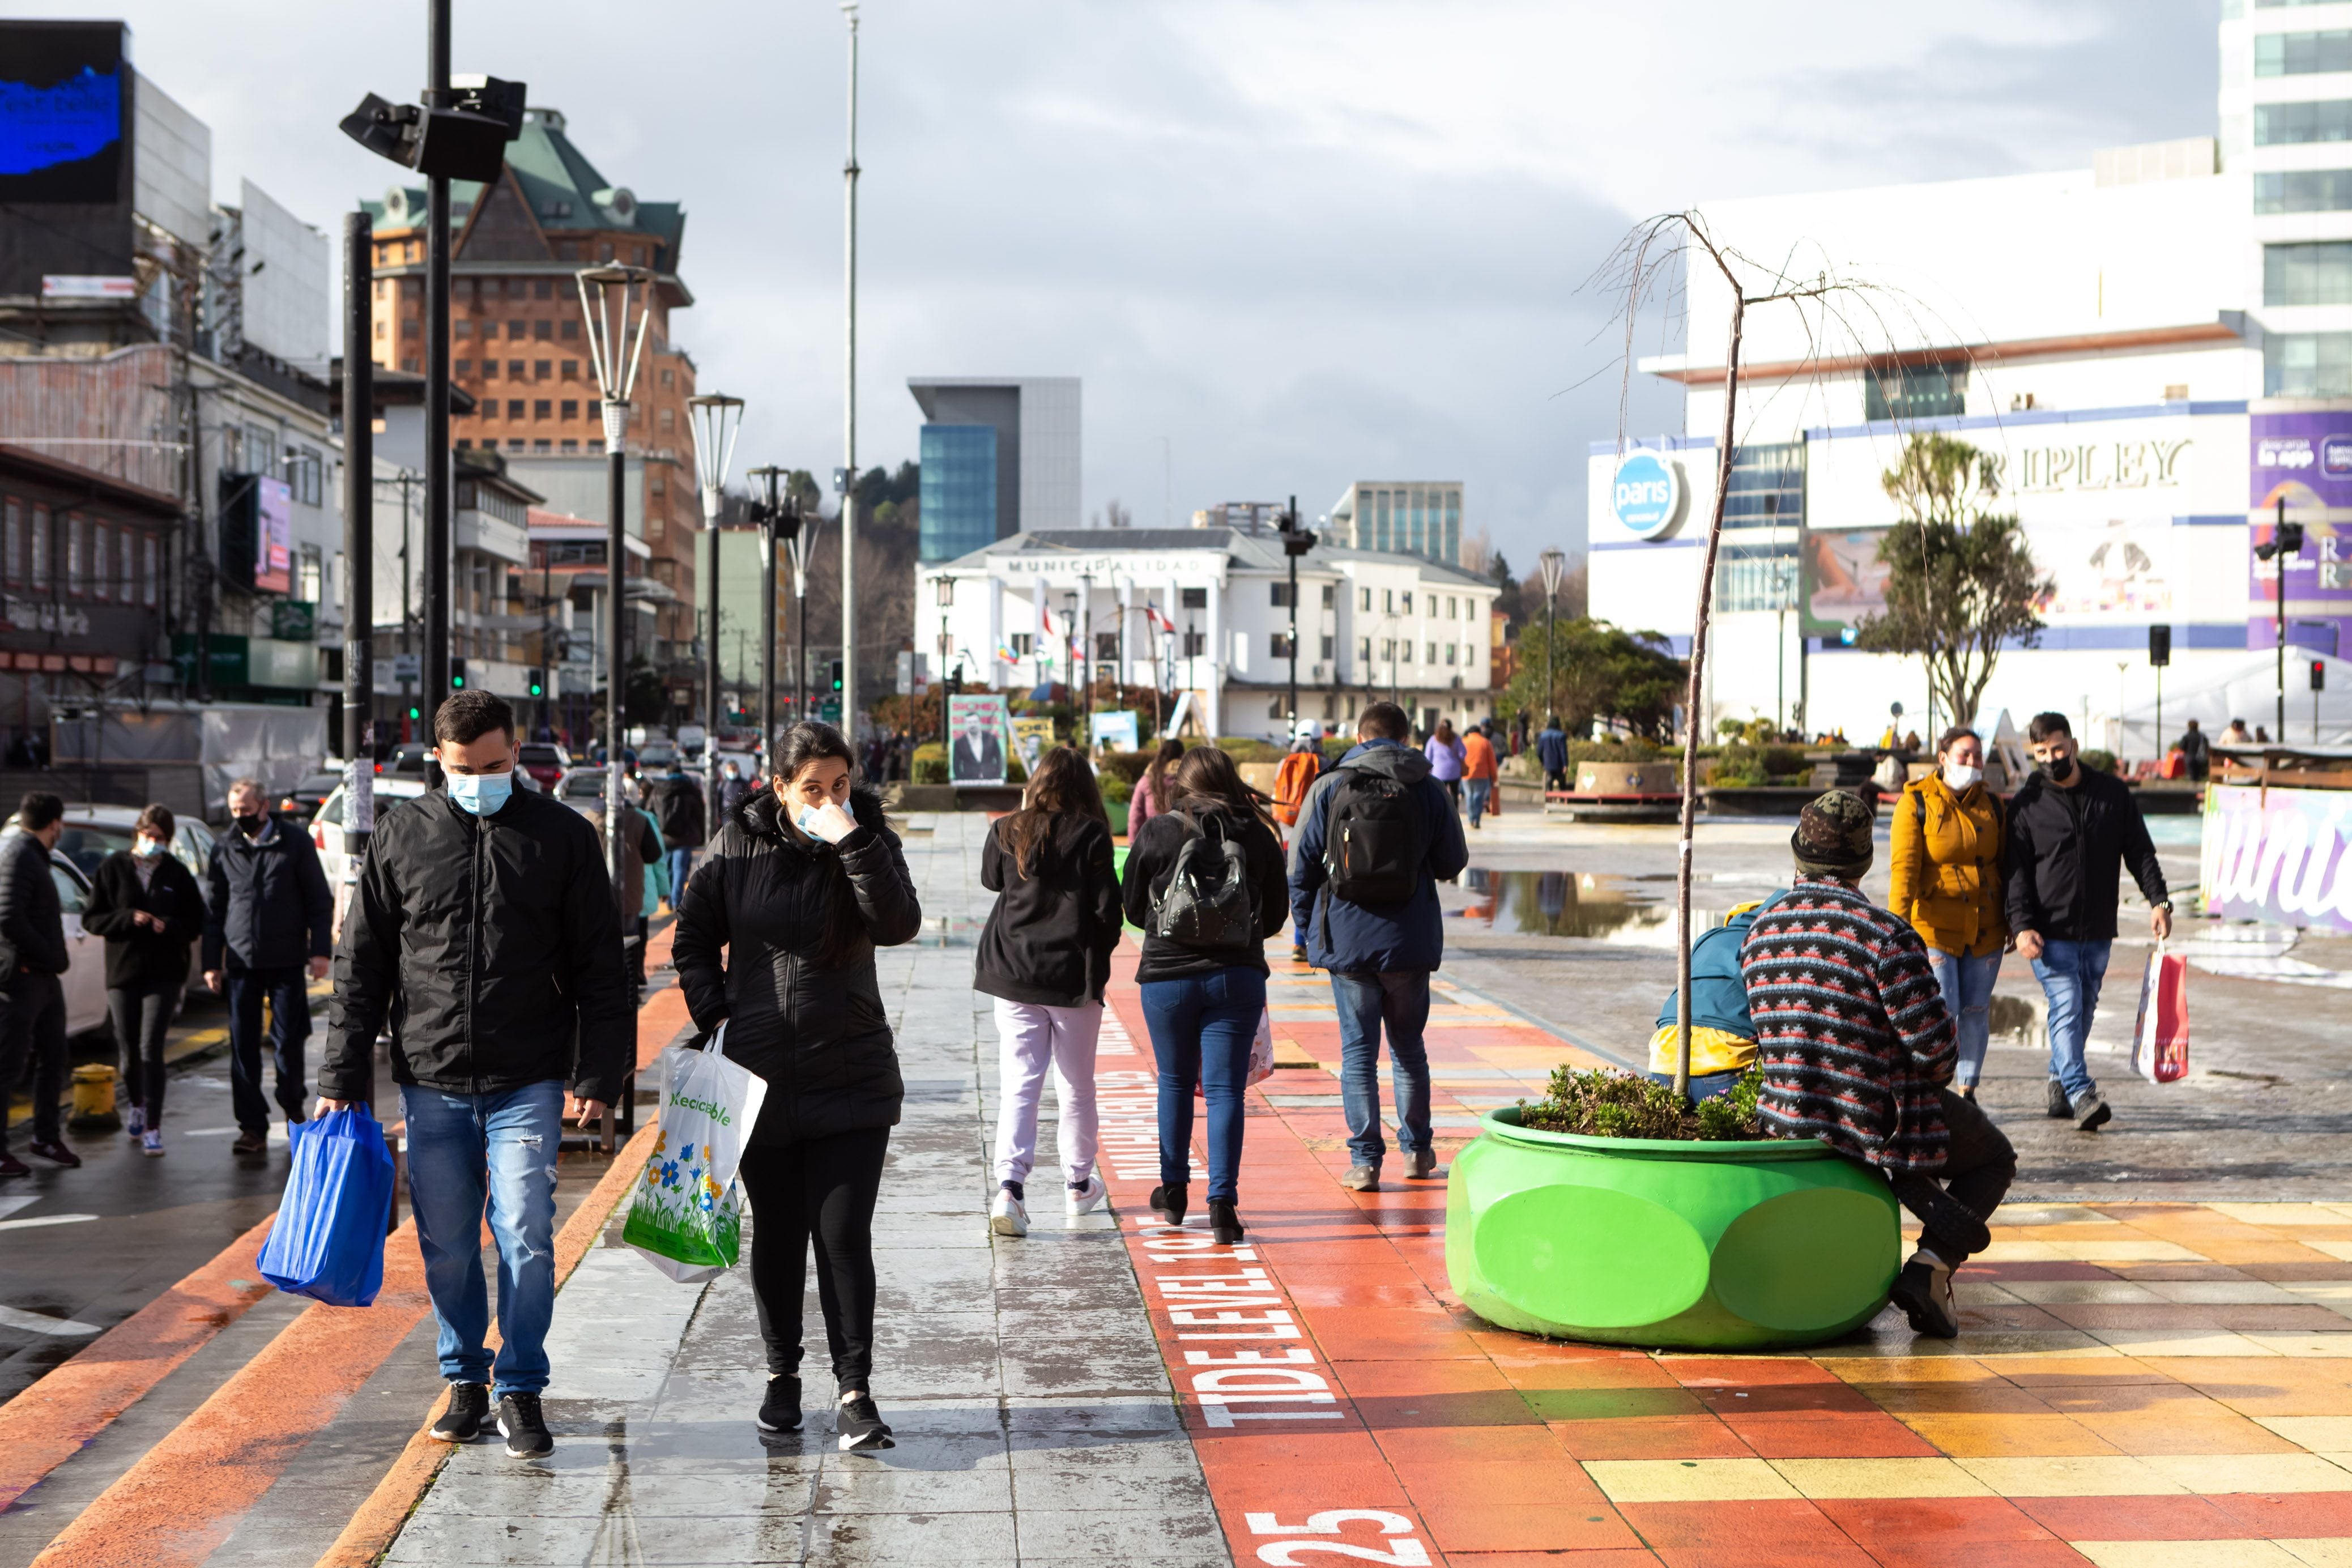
[141,1129,163,1158]
[1066,1174,1106,1216]
[126,1106,144,1137]
[989,1188,1028,1237]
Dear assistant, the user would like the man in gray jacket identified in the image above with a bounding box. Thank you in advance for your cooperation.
[0,792,74,1175]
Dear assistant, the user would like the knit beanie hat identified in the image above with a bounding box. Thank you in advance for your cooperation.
[1792,789,1875,879]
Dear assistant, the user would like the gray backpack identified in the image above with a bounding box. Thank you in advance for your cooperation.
[1149,810,1257,952]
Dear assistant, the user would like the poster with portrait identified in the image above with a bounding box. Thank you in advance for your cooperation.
[1011,717,1055,774]
[948,693,1008,786]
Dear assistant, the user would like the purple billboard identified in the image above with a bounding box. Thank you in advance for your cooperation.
[2250,408,2352,604]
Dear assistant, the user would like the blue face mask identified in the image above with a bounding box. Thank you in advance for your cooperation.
[447,771,514,816]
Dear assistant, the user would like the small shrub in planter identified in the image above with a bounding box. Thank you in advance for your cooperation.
[1519,1063,1764,1142]
[1098,773,1132,806]
[911,743,948,785]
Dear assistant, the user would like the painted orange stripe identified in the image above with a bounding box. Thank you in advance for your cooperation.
[0,1215,278,1511]
[28,1218,434,1568]
[313,1114,662,1568]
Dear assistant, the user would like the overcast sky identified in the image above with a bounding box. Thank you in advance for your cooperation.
[36,0,2218,567]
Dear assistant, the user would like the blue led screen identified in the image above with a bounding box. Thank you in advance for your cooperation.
[0,24,126,203]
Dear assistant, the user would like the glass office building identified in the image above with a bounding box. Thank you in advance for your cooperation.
[1323,482,1464,565]
[919,424,999,564]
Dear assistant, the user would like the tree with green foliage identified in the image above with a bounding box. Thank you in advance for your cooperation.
[1852,434,2051,730]
[1499,617,1685,739]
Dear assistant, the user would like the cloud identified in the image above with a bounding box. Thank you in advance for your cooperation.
[16,0,2215,569]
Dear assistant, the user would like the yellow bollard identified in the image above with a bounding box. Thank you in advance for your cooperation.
[68,1062,120,1131]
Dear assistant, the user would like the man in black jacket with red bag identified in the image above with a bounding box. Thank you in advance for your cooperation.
[319,691,630,1461]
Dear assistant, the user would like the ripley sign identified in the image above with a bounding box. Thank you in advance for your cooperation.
[2010,438,2191,492]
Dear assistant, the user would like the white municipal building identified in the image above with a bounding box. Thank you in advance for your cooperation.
[1590,2,2352,753]
[921,525,1500,743]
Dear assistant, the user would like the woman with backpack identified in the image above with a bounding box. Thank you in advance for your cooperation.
[673,721,923,1451]
[1888,726,2008,1100]
[975,747,1124,1238]
[1425,718,1466,811]
[1120,747,1289,1244]
[1130,738,1184,830]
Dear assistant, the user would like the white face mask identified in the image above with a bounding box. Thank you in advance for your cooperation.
[1942,762,1983,791]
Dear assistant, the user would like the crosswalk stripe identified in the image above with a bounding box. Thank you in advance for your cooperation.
[0,1304,101,1337]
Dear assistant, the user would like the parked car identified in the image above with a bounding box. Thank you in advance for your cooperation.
[380,743,430,777]
[636,741,679,772]
[554,767,616,813]
[518,742,570,790]
[308,777,431,892]
[277,770,345,825]
[11,803,220,888]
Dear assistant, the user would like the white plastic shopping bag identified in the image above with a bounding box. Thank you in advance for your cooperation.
[1248,1007,1276,1087]
[623,1022,769,1284]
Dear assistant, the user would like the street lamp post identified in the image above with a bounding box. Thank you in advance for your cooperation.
[574,263,656,898]
[1538,548,1566,731]
[342,211,375,866]
[687,392,745,821]
[2257,495,2307,745]
[1279,496,1316,734]
[839,0,862,740]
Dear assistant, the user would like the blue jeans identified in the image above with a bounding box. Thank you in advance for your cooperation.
[1931,949,2002,1089]
[401,1080,565,1397]
[664,847,695,909]
[227,966,310,1135]
[1331,970,1431,1165]
[1465,778,1492,827]
[2030,939,2111,1102]
[1139,968,1266,1202]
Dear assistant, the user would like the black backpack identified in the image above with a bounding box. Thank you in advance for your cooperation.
[1149,809,1258,952]
[1323,765,1423,906]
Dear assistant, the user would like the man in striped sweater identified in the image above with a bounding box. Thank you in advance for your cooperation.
[1740,790,2018,1340]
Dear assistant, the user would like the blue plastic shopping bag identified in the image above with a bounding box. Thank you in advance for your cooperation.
[256,1105,397,1307]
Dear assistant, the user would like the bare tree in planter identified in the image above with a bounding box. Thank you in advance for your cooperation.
[1595,212,1884,1101]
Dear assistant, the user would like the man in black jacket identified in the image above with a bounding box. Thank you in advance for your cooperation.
[0,793,75,1175]
[204,776,335,1154]
[2006,713,2172,1132]
[319,690,630,1461]
[649,759,705,913]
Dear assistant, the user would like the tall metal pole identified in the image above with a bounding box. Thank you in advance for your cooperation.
[1285,498,1301,731]
[606,428,627,887]
[423,0,451,761]
[840,1,862,736]
[342,212,376,864]
[704,520,721,817]
[760,510,778,763]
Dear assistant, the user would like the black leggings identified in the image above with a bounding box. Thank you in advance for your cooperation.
[109,986,175,1126]
[737,1126,891,1390]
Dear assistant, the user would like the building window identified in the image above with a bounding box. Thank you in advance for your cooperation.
[143,533,158,607]
[1358,636,1371,663]
[482,360,498,380]
[456,359,472,377]
[91,523,108,601]
[2257,100,2352,144]
[507,439,524,452]
[30,506,46,590]
[1715,543,1800,613]
[534,439,552,454]
[534,400,552,420]
[561,319,578,339]
[502,320,522,340]
[1322,583,1335,608]
[561,399,579,421]
[534,319,552,340]
[2,499,16,585]
[401,358,418,372]
[1865,362,1967,421]
[562,359,578,380]
[2255,170,2352,212]
[2256,29,2352,76]
[67,513,84,595]
[1380,637,1395,662]
[1401,591,1414,613]
[1269,632,1294,659]
[1444,643,1456,666]
[453,319,472,339]
[1181,586,1207,609]
[1723,442,1806,527]
[2268,241,2352,305]
[657,407,675,432]
[1182,630,1206,657]
[298,546,323,604]
[1270,582,1292,607]
[1095,631,1118,660]
[534,360,551,380]
[1011,633,1032,657]
[508,359,524,378]
[560,439,579,453]
[660,368,675,388]
[289,446,324,505]
[1425,642,1437,664]
[1322,634,1335,659]
[1359,587,1370,611]
[2267,331,2352,396]
[402,317,419,338]
[508,399,525,420]
[534,278,552,300]
[1444,489,1460,564]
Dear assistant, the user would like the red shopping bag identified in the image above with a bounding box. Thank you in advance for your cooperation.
[2129,948,2189,1085]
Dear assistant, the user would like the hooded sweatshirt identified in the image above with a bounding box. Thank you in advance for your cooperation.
[1286,738,1469,973]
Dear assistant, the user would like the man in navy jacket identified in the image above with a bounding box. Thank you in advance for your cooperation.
[1287,700,1468,1191]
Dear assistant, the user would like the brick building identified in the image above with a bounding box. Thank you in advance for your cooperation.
[360,106,701,693]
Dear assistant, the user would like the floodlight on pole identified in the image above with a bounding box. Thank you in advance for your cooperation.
[688,392,745,819]
[1537,548,1567,729]
[574,262,657,902]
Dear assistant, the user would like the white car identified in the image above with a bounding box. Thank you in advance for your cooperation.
[308,777,431,893]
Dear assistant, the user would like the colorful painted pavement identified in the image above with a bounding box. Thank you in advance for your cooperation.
[1103,950,2352,1568]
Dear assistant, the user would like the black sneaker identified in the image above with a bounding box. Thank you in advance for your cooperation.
[1889,1260,1959,1339]
[430,1382,489,1442]
[1149,1183,1187,1226]
[496,1392,553,1459]
[836,1390,894,1452]
[756,1374,802,1433]
[1209,1197,1246,1246]
[2073,1091,2113,1132]
[2045,1079,2072,1119]
[1889,1174,1992,1259]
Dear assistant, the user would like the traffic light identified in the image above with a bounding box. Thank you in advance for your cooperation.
[407,705,421,721]
[449,657,467,691]
[528,668,545,698]
[2314,659,2328,693]
[828,658,843,693]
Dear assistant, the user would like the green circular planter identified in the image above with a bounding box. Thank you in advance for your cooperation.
[1445,1107,1899,1350]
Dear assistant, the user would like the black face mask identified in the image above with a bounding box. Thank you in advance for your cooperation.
[234,811,263,833]
[2042,754,2076,783]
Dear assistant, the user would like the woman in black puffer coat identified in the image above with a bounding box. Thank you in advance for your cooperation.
[673,722,922,1452]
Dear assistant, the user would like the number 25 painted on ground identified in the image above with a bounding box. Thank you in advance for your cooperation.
[1246,1511,1429,1567]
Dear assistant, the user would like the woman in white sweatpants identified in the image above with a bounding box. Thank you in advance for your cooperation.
[972,747,1127,1237]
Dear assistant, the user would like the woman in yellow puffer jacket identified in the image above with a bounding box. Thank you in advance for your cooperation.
[1888,726,2008,1098]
